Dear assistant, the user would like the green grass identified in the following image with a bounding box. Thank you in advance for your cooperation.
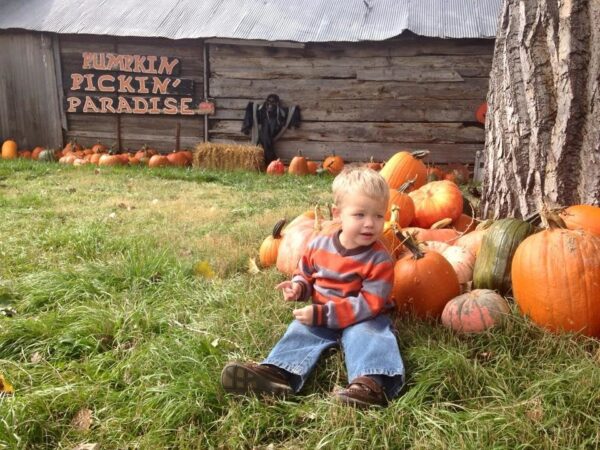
[0,160,599,449]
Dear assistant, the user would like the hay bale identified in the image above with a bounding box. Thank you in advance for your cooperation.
[193,142,264,171]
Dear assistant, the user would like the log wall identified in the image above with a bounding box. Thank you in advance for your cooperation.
[208,35,494,164]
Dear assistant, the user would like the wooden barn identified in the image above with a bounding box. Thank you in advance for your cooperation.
[0,0,501,165]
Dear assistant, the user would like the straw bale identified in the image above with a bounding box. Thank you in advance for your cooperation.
[193,142,264,171]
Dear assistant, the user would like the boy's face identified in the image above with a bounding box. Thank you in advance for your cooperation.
[334,194,387,249]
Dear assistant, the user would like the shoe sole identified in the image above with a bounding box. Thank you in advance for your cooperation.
[334,392,386,409]
[221,363,293,397]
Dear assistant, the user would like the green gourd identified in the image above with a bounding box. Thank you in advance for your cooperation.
[472,218,535,295]
[38,148,57,162]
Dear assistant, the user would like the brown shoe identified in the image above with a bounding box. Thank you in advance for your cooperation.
[221,362,293,397]
[333,376,388,408]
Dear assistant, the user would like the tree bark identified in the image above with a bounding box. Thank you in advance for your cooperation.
[480,0,600,219]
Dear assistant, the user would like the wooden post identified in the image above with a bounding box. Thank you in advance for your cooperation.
[203,41,209,142]
[175,122,181,150]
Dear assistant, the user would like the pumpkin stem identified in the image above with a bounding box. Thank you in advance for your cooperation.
[390,204,400,225]
[475,219,494,231]
[272,219,286,239]
[431,218,453,229]
[411,150,430,160]
[394,229,425,260]
[397,177,416,193]
[541,205,568,230]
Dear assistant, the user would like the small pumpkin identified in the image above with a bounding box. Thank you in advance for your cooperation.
[472,218,535,295]
[559,204,600,237]
[148,154,170,168]
[426,166,445,182]
[441,289,510,333]
[379,150,429,190]
[98,154,122,166]
[167,151,189,167]
[266,159,286,175]
[366,156,383,171]
[19,150,32,159]
[288,152,309,176]
[259,219,286,268]
[306,160,319,175]
[475,102,488,124]
[38,148,57,162]
[391,232,460,319]
[452,213,478,233]
[322,151,344,175]
[404,218,461,244]
[1,139,18,160]
[91,142,108,154]
[31,146,44,160]
[409,180,463,229]
[512,210,600,337]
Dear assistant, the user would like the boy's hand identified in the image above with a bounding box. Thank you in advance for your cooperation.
[275,281,302,301]
[293,305,314,325]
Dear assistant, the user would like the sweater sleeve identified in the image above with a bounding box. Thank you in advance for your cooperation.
[313,256,394,329]
[291,248,315,302]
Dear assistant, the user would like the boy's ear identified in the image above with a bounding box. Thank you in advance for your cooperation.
[332,205,341,218]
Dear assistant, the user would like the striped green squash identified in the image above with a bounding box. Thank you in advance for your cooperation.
[472,218,535,295]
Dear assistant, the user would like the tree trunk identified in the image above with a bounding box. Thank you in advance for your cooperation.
[480,0,600,219]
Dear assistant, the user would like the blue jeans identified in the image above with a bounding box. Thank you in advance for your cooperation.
[262,314,405,398]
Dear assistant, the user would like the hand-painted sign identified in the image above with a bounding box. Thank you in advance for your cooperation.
[65,52,214,115]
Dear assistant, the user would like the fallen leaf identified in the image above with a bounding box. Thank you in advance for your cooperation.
[193,261,215,279]
[30,352,43,364]
[0,374,14,396]
[108,212,117,219]
[71,408,93,431]
[211,338,220,347]
[247,257,261,275]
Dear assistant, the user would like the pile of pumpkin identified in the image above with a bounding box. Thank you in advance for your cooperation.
[1,139,193,168]
[259,150,600,338]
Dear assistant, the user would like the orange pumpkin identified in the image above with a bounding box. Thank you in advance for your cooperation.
[452,213,478,233]
[409,180,463,229]
[167,151,189,167]
[386,179,416,227]
[31,146,44,160]
[403,219,461,244]
[379,150,429,190]
[288,152,309,176]
[559,204,600,236]
[306,160,319,175]
[391,233,460,319]
[366,156,383,171]
[266,159,286,175]
[98,154,122,166]
[276,207,323,275]
[426,166,446,182]
[322,152,344,175]
[19,150,32,159]
[259,219,286,268]
[441,289,510,333]
[511,212,600,337]
[148,154,170,168]
[63,140,82,154]
[1,139,18,159]
[475,102,488,124]
[91,142,108,153]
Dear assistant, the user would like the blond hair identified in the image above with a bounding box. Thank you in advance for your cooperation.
[332,166,389,206]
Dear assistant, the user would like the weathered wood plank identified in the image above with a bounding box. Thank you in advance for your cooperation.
[209,55,492,79]
[210,38,496,59]
[211,138,481,164]
[209,78,489,100]
[209,120,484,143]
[212,98,484,122]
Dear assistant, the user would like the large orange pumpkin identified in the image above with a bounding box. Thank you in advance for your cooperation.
[441,289,510,333]
[559,204,600,237]
[511,214,600,337]
[379,150,429,190]
[276,207,323,275]
[391,233,460,319]
[1,139,18,159]
[409,180,463,229]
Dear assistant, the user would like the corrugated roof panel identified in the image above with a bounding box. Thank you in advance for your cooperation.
[0,0,503,41]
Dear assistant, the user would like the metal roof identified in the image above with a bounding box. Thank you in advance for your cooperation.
[0,0,502,41]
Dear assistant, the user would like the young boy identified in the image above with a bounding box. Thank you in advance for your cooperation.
[221,167,405,407]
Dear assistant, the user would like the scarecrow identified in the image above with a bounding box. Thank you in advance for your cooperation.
[241,94,301,164]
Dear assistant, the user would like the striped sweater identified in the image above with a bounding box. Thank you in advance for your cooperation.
[291,229,395,329]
